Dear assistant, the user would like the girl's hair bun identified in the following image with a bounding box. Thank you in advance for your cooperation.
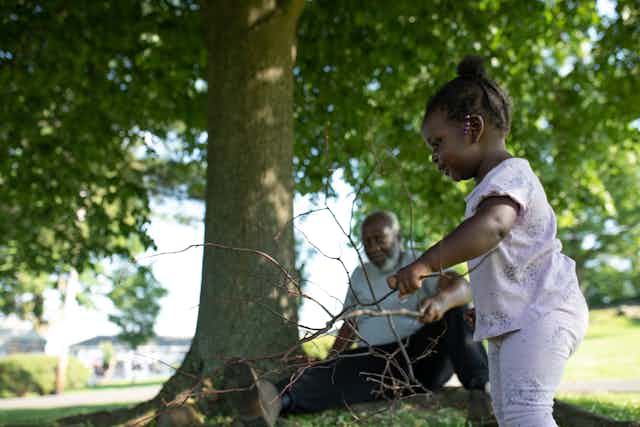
[457,55,487,79]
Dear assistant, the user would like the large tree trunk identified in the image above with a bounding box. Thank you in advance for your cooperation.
[197,0,303,373]
[158,0,306,416]
[167,0,305,408]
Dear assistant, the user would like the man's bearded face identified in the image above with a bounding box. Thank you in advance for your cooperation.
[362,220,401,273]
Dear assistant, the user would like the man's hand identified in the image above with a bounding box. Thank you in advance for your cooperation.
[419,296,446,323]
[387,261,432,298]
[464,308,476,329]
[328,320,356,358]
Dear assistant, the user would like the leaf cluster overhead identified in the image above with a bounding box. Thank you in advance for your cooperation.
[294,0,640,303]
[1,0,638,309]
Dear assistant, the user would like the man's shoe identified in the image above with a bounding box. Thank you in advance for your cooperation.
[225,361,282,427]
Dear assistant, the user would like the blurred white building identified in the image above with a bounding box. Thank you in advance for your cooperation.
[0,316,46,356]
[70,335,191,383]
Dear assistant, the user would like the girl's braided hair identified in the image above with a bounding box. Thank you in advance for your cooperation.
[423,55,512,133]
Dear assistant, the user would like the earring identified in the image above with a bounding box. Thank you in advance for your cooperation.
[463,114,471,135]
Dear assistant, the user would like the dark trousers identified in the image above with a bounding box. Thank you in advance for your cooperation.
[278,306,489,414]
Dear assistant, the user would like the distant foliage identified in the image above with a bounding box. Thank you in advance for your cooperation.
[108,265,167,350]
[0,354,89,397]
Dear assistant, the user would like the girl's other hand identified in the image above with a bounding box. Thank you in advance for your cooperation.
[387,261,432,298]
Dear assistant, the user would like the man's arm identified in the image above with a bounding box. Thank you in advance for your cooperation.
[328,320,356,357]
[419,272,472,323]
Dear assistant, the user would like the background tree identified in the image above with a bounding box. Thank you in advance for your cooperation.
[99,340,115,375]
[0,0,203,325]
[108,264,167,351]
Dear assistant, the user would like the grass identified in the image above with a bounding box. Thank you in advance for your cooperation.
[563,307,640,382]
[1,395,638,427]
[214,393,640,426]
[0,403,133,427]
[0,379,164,426]
[287,394,640,426]
[2,307,638,426]
[557,392,640,422]
[289,406,467,427]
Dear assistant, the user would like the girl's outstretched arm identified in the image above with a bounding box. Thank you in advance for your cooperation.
[388,195,519,297]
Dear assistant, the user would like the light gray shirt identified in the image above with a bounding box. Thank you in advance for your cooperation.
[343,251,438,347]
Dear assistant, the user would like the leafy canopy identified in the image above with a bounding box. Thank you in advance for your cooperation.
[294,0,640,304]
[1,0,638,311]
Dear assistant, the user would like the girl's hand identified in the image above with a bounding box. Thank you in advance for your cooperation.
[387,261,432,298]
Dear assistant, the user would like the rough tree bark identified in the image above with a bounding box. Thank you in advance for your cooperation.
[197,0,304,373]
[153,0,307,418]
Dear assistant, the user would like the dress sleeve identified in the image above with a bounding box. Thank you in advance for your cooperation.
[468,161,533,217]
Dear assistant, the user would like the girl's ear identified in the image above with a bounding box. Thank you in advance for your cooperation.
[469,114,484,143]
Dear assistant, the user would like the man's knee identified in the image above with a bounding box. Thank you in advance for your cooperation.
[442,305,466,323]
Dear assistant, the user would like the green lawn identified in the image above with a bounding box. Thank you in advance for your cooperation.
[557,392,640,422]
[0,403,132,427]
[0,380,164,427]
[563,307,640,382]
[291,406,467,427]
[2,307,638,426]
[289,393,640,426]
[1,395,638,427]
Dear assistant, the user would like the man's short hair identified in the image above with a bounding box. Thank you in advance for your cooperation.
[361,211,401,235]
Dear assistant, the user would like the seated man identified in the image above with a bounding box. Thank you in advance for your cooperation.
[230,211,489,426]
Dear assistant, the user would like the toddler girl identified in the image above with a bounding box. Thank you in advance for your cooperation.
[387,55,589,427]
